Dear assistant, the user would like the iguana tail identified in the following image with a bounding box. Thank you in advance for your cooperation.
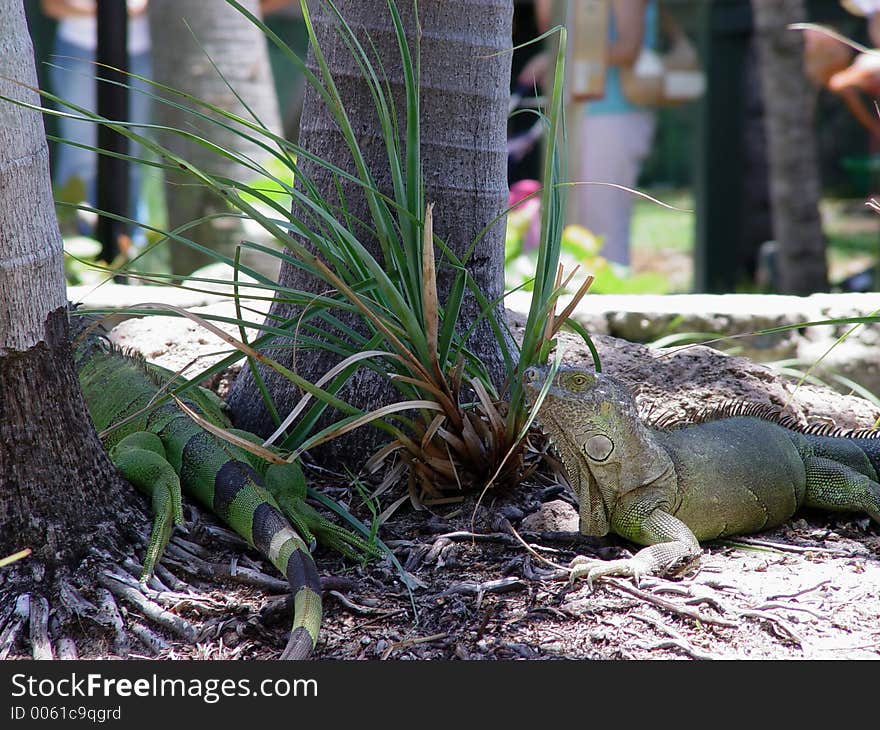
[210,457,323,659]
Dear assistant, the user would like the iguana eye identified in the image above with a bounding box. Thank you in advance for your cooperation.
[583,434,613,461]
[570,373,589,387]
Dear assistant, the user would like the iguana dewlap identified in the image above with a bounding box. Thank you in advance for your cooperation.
[523,366,880,585]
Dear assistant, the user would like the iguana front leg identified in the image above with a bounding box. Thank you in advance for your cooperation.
[570,508,701,587]
[109,432,184,582]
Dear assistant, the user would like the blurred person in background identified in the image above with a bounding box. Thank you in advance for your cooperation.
[803,0,880,139]
[519,0,659,269]
[42,0,152,244]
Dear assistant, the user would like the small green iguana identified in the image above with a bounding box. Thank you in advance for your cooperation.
[74,321,373,659]
[523,365,880,584]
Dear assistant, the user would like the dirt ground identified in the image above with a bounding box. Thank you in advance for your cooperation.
[5,325,877,662]
[139,481,880,661]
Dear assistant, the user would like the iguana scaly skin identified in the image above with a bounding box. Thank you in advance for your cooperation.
[524,366,880,585]
[74,331,324,659]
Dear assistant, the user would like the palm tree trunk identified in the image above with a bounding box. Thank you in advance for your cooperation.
[229,0,512,463]
[751,0,828,294]
[149,0,283,276]
[0,0,132,572]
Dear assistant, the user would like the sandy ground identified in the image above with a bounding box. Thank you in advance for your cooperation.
[5,319,877,662]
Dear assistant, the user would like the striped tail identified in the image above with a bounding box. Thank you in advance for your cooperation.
[202,458,323,659]
[251,500,323,659]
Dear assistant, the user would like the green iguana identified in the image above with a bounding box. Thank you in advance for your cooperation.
[74,321,373,659]
[523,365,880,584]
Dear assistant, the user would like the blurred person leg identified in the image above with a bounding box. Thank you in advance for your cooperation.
[577,110,655,267]
[127,48,152,245]
[50,36,98,221]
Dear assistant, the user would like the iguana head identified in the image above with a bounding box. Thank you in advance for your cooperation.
[523,365,675,537]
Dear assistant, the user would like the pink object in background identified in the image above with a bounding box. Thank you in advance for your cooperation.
[508,179,542,251]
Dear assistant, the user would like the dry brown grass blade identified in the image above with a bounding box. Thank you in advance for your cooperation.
[124,303,261,359]
[311,259,434,383]
[448,357,464,401]
[364,439,406,474]
[377,493,411,526]
[0,548,32,568]
[422,455,461,480]
[172,396,287,465]
[469,377,505,436]
[420,496,465,506]
[389,373,460,423]
[92,303,304,441]
[97,376,178,442]
[468,411,494,456]
[421,202,443,381]
[460,411,487,463]
[551,273,595,338]
[421,413,447,450]
[371,459,408,500]
[541,264,565,345]
[443,440,464,491]
[409,460,444,499]
[435,426,468,456]
[264,348,394,447]
[558,263,582,291]
[407,468,429,505]
[476,429,529,501]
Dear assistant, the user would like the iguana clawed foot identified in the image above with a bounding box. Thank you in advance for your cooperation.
[569,548,702,588]
[569,555,651,588]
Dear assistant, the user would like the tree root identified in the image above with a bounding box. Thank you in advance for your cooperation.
[94,587,131,655]
[29,595,53,659]
[0,555,237,658]
[162,541,288,593]
[128,622,169,656]
[0,594,29,659]
[631,613,722,660]
[97,571,199,642]
[55,637,79,660]
[512,527,828,656]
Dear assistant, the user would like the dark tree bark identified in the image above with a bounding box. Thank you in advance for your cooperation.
[229,0,513,463]
[149,0,283,276]
[0,0,136,656]
[739,41,773,282]
[751,0,828,294]
[0,312,133,565]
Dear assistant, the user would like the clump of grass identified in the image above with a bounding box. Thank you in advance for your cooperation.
[26,0,599,512]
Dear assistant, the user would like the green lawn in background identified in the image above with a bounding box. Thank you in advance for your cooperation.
[629,190,880,291]
[631,189,694,256]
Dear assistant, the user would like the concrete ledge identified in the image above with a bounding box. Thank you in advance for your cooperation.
[507,291,880,394]
[68,282,228,311]
[506,291,880,340]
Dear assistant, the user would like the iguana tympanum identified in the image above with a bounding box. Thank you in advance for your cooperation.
[74,323,370,659]
[523,365,880,585]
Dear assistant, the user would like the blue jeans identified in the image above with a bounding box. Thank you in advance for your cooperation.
[49,37,152,245]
